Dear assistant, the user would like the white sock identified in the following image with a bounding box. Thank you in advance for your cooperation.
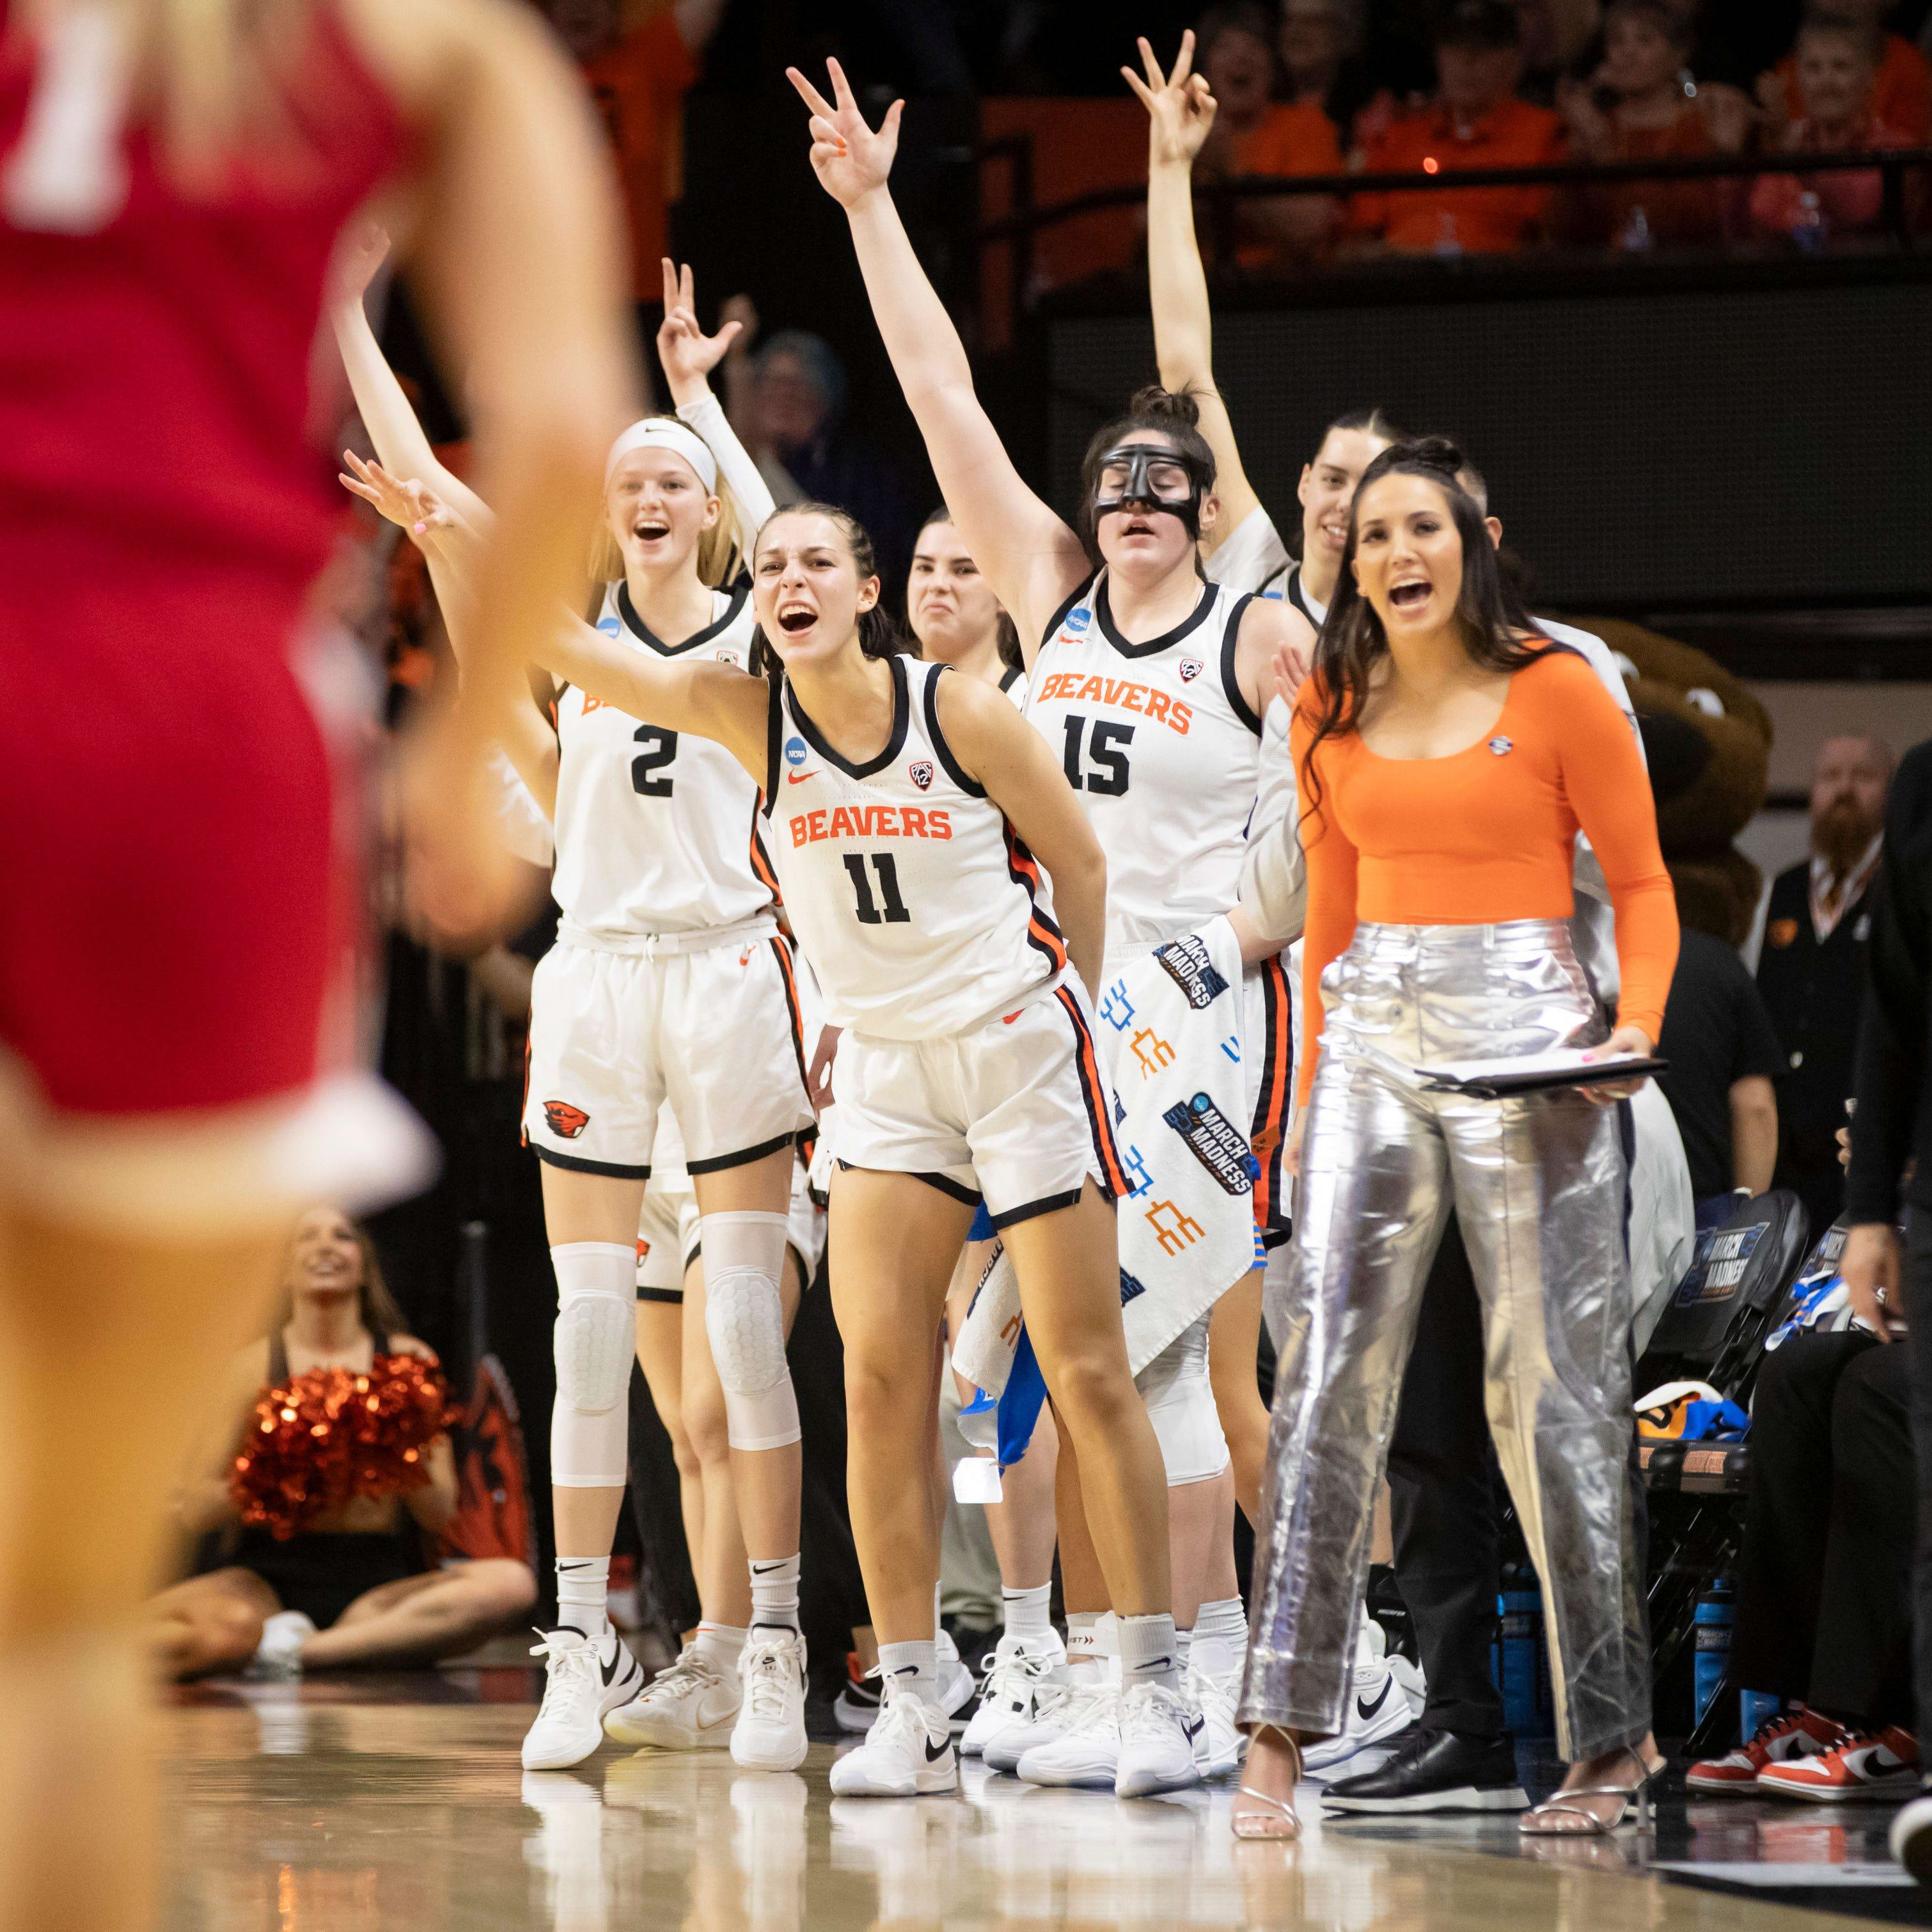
[877,1639,936,1705]
[1175,1625,1193,1677]
[555,1556,610,1642]
[1117,1613,1181,1693]
[1002,1582,1053,1640]
[1193,1596,1248,1674]
[934,1582,945,1640]
[1065,1610,1105,1679]
[749,1553,801,1636]
[693,1621,746,1670]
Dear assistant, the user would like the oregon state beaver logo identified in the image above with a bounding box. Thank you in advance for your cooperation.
[908,760,934,790]
[543,1101,590,1140]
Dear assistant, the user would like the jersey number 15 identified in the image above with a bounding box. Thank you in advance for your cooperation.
[1060,714,1133,795]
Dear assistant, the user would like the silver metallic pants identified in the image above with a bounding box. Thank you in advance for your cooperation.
[1240,920,1650,1762]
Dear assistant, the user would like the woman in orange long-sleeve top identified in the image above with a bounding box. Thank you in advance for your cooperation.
[1234,440,1677,1841]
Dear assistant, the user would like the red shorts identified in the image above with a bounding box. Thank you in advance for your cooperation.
[0,576,343,1119]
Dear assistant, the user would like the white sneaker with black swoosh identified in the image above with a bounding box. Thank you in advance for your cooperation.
[1304,1621,1417,1780]
[829,1682,957,1796]
[522,1626,646,1770]
[730,1630,810,1771]
[1115,1681,1205,1798]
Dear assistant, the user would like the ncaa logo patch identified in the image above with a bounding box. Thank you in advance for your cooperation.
[1488,735,1513,756]
[1179,657,1202,682]
[1064,606,1091,634]
[597,616,622,636]
[908,760,934,790]
[784,735,809,767]
[543,1100,590,1140]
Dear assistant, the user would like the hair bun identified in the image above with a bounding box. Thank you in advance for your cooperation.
[1123,384,1202,430]
[1393,435,1466,477]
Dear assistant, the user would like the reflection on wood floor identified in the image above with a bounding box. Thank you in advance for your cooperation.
[158,1686,1915,1931]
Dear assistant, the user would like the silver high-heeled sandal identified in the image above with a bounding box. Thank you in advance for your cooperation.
[1520,1744,1661,1837]
[1232,1729,1302,1841]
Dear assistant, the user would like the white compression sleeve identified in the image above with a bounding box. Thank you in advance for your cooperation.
[549,1242,636,1488]
[700,1211,799,1450]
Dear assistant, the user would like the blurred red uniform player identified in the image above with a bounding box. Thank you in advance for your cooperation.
[0,3,629,1927]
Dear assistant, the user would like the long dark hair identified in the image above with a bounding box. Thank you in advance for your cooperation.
[1299,437,1552,826]
[747,501,906,677]
[1076,384,1217,565]
[913,507,1022,671]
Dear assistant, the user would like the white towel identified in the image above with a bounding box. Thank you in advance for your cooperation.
[954,919,1260,1394]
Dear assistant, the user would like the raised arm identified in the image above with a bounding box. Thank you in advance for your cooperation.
[787,60,1090,657]
[1126,33,1262,551]
[935,672,1108,1003]
[656,257,776,553]
[329,224,492,533]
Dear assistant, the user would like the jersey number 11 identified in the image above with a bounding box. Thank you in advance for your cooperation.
[843,852,911,925]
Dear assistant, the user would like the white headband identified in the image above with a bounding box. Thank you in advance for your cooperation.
[604,418,718,492]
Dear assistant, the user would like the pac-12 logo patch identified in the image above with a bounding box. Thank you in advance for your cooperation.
[543,1100,590,1140]
[1162,1092,1254,1196]
[1178,657,1202,682]
[784,735,808,767]
[1064,606,1091,634]
[1154,932,1230,1009]
[1488,736,1512,757]
[716,648,742,670]
[908,760,934,790]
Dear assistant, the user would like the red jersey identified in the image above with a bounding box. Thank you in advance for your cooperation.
[0,3,407,1125]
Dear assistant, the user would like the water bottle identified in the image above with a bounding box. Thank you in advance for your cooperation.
[1693,1576,1736,1729]
[1618,204,1654,253]
[1496,1564,1549,1736]
[1791,190,1829,256]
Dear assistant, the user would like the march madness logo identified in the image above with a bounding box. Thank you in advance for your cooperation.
[1179,657,1202,682]
[908,760,934,790]
[543,1101,590,1140]
[1162,1092,1254,1195]
[1676,1222,1765,1305]
[1153,933,1230,1010]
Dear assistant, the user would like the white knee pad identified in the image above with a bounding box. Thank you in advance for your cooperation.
[1136,1317,1230,1488]
[550,1242,636,1489]
[701,1211,799,1451]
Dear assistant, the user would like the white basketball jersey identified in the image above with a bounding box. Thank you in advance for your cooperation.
[550,581,778,942]
[998,663,1030,708]
[1025,571,1261,957]
[762,655,1065,1039]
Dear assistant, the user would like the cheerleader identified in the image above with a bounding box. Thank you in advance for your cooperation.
[0,1,626,1922]
[334,254,816,1775]
[790,59,1308,1787]
[506,498,1202,1800]
[1237,441,1676,1839]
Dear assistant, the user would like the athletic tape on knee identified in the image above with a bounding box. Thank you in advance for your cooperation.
[1136,1317,1229,1488]
[701,1211,799,1450]
[550,1242,636,1488]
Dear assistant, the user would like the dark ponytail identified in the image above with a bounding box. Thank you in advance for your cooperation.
[1076,384,1218,562]
[747,501,907,678]
[1300,437,1552,828]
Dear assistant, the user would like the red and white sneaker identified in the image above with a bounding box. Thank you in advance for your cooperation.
[1758,1727,1920,1802]
[1685,1708,1846,1794]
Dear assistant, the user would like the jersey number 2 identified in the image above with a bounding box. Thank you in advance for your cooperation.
[1060,714,1133,795]
[631,726,677,797]
[843,853,911,925]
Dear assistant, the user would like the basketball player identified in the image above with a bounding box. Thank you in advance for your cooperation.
[900,510,1069,1752]
[0,0,630,1922]
[499,498,1203,1800]
[334,255,817,1775]
[790,58,1308,1788]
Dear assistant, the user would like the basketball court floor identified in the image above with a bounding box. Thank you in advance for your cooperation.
[161,1671,1932,1931]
